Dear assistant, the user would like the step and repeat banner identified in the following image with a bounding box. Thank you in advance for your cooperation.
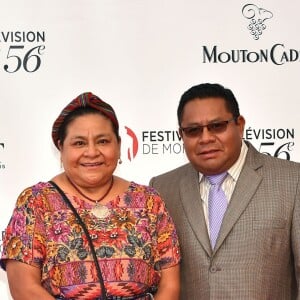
[1,1,299,298]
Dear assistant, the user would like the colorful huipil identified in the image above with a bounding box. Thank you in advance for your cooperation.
[1,182,180,299]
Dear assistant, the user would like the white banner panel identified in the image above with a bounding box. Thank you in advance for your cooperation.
[1,1,299,298]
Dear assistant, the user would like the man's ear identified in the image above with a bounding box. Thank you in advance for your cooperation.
[178,128,183,138]
[237,115,246,138]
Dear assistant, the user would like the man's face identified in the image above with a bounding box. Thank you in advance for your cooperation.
[180,97,245,175]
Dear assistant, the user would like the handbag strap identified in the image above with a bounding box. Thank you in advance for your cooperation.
[49,181,107,300]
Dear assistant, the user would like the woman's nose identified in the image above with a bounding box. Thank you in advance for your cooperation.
[84,143,100,156]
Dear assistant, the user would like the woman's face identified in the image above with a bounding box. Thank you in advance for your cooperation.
[59,113,121,188]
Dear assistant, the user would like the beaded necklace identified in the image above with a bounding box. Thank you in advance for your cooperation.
[66,175,114,219]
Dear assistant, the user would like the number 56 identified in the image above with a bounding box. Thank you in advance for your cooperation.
[4,45,45,73]
[259,142,294,160]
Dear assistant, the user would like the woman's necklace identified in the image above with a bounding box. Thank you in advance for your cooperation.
[66,175,114,219]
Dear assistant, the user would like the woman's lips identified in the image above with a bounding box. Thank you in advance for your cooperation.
[81,162,103,167]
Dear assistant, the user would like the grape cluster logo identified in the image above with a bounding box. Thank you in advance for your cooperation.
[242,4,273,40]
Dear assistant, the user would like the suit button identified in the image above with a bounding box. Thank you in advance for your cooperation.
[210,266,217,273]
[210,266,221,273]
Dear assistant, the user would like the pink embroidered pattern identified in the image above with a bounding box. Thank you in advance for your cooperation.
[1,182,180,298]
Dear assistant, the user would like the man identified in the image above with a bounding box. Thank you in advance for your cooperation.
[150,83,300,299]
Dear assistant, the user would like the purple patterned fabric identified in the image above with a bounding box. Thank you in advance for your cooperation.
[207,172,228,249]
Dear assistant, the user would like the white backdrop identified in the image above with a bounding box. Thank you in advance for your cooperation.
[1,1,299,298]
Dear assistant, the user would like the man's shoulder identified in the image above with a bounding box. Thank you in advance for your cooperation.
[151,163,194,181]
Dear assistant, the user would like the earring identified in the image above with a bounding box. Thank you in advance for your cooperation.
[118,158,123,164]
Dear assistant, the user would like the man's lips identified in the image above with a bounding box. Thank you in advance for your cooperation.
[199,149,220,155]
[198,149,221,158]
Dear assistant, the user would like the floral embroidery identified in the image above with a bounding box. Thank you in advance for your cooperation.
[1,182,180,298]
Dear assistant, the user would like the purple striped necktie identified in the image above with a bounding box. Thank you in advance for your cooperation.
[207,172,228,249]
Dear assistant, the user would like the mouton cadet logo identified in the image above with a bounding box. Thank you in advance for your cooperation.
[242,3,273,40]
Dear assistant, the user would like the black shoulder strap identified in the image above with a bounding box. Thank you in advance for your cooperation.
[48,181,107,300]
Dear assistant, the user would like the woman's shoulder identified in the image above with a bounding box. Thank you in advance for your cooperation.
[129,181,161,196]
[16,181,60,204]
[13,181,57,211]
[19,181,53,194]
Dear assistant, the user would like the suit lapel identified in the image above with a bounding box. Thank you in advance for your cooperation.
[179,165,212,256]
[214,143,263,252]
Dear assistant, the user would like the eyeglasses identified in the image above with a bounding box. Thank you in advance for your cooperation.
[180,118,237,138]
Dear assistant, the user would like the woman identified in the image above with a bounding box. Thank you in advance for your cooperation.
[0,92,180,300]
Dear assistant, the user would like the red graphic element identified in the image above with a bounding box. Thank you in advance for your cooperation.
[125,126,138,161]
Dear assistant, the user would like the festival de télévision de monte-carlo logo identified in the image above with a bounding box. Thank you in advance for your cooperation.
[124,124,185,163]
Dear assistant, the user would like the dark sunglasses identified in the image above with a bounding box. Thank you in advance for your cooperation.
[180,118,237,138]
